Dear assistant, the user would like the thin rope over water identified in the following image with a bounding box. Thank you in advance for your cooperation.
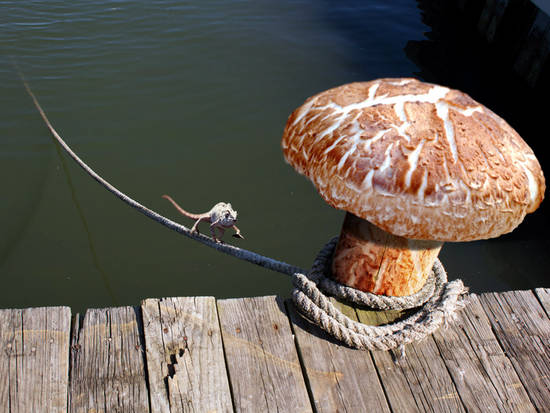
[292,238,468,352]
[18,68,467,353]
[16,66,304,277]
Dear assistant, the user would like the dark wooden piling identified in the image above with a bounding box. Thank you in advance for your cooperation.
[454,0,550,87]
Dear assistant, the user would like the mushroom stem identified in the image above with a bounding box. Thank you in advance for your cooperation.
[331,213,443,296]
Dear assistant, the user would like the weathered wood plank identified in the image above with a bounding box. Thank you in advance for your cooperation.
[0,306,71,413]
[534,288,550,318]
[287,298,391,412]
[513,9,550,86]
[141,296,232,413]
[480,290,550,412]
[357,308,466,412]
[69,306,150,413]
[217,296,311,412]
[432,294,536,412]
[477,0,509,43]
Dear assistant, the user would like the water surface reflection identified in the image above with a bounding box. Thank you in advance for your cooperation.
[1,0,546,312]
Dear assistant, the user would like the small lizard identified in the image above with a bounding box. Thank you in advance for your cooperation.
[162,195,244,242]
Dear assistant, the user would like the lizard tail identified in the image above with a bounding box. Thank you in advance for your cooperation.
[16,62,304,277]
[162,195,204,220]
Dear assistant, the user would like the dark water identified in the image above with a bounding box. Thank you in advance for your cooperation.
[1,0,548,312]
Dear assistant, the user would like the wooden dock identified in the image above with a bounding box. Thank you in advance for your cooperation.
[1,289,549,412]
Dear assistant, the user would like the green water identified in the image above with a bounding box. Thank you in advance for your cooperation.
[1,1,548,312]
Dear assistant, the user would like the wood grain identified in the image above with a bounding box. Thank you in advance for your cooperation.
[69,306,149,413]
[432,294,536,412]
[141,296,232,412]
[217,296,312,412]
[288,298,391,412]
[0,307,71,413]
[479,290,550,412]
[357,308,466,412]
[1,289,550,412]
[535,288,550,317]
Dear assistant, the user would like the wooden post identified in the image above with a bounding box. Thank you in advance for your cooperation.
[0,307,71,413]
[331,213,443,296]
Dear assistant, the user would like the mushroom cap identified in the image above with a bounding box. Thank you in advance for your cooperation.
[281,78,545,241]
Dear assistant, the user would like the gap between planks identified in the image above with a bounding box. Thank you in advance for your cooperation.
[1,288,549,413]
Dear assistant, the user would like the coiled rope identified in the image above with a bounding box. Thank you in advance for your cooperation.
[18,67,467,353]
[292,237,467,351]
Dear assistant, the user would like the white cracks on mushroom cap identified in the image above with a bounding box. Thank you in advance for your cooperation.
[314,173,327,191]
[476,141,493,172]
[404,141,425,188]
[441,157,455,191]
[520,163,539,205]
[300,84,460,163]
[362,169,374,189]
[309,85,451,143]
[424,187,448,207]
[392,100,413,143]
[313,112,347,145]
[323,134,346,155]
[329,84,450,117]
[435,100,458,163]
[323,114,363,156]
[456,106,482,116]
[457,181,473,209]
[387,78,414,86]
[367,82,381,100]
[378,143,394,173]
[465,175,485,190]
[292,98,316,125]
[304,111,324,127]
[282,77,544,249]
[394,100,407,122]
[417,169,429,200]
[410,214,420,224]
[447,181,472,216]
[459,160,485,194]
[295,113,324,148]
[363,129,391,152]
[493,142,508,165]
[336,122,364,171]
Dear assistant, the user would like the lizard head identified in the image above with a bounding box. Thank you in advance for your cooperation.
[212,202,238,227]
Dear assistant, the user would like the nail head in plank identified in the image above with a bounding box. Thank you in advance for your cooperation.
[141,296,232,413]
[0,306,71,413]
[69,306,149,413]
[217,295,312,413]
[287,298,391,413]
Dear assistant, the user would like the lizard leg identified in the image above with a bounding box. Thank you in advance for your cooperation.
[210,222,224,243]
[232,224,244,239]
[191,217,207,233]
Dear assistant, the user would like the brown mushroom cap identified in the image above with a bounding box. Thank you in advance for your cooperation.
[282,78,545,241]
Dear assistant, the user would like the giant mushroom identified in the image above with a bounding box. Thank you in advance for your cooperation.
[282,78,545,296]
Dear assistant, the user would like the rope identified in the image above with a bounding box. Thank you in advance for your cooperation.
[292,238,467,352]
[306,237,437,310]
[15,64,305,277]
[17,66,467,353]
